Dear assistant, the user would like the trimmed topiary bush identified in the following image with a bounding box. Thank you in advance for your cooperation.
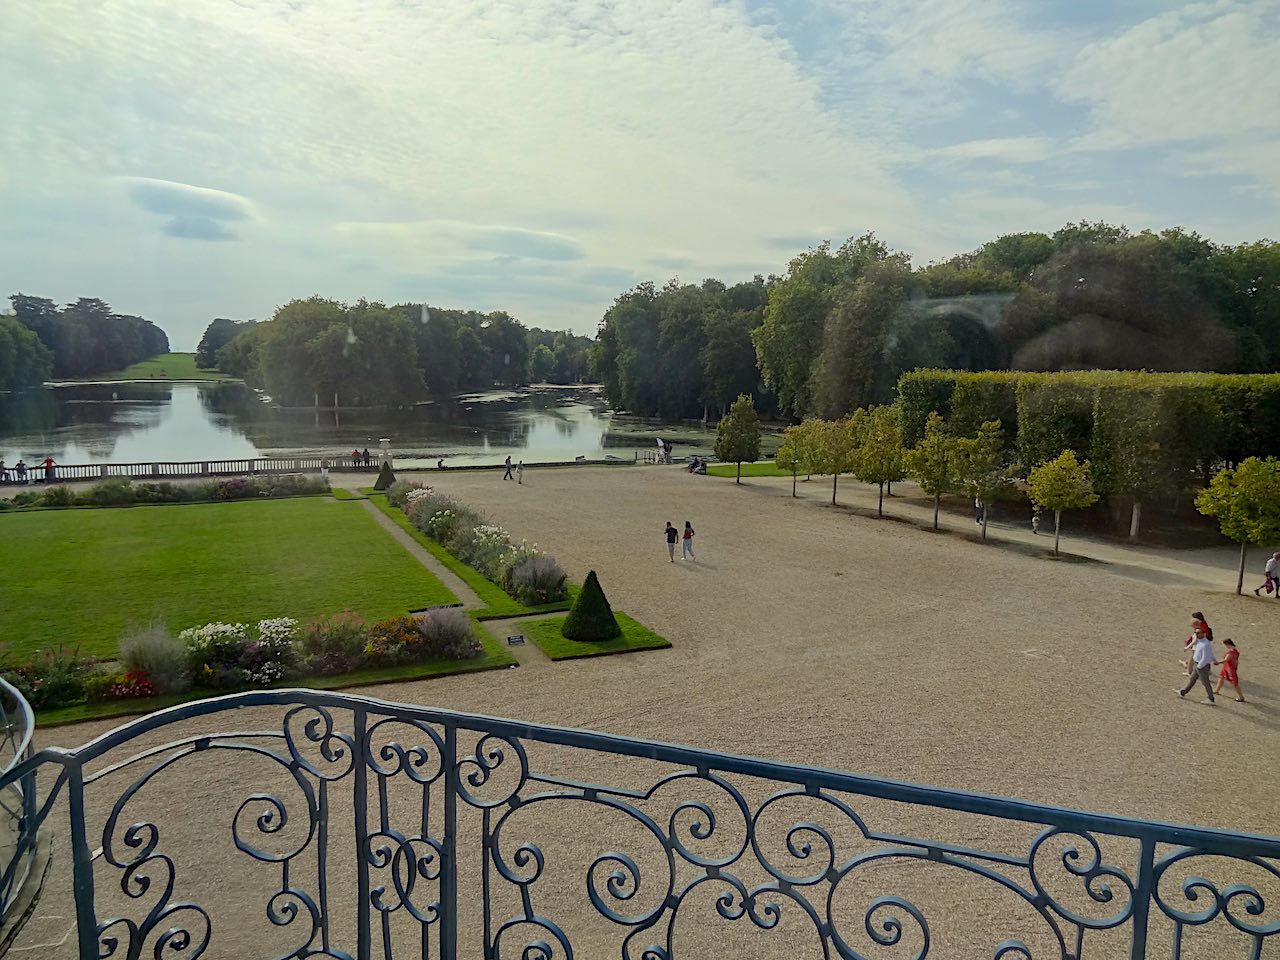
[374,460,396,491]
[561,570,621,642]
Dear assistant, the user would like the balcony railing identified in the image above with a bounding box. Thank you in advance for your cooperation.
[1,688,1277,959]
[0,680,36,926]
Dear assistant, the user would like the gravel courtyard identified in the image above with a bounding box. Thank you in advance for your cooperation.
[20,464,1280,958]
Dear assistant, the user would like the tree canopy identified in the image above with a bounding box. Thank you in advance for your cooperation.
[8,294,169,378]
[713,394,762,483]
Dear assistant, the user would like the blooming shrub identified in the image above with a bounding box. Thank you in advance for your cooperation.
[3,646,95,710]
[120,624,193,694]
[387,480,431,509]
[504,554,568,606]
[297,611,369,675]
[4,475,330,511]
[415,608,482,660]
[211,477,257,501]
[105,670,157,699]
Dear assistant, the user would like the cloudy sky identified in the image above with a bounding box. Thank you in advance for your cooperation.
[1,0,1276,348]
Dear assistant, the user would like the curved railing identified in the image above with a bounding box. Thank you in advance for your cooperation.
[2,688,1277,959]
[0,678,36,923]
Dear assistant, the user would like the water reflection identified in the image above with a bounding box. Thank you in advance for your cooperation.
[0,383,718,465]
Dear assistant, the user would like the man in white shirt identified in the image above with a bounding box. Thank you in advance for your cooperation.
[1177,627,1216,704]
[1256,551,1279,598]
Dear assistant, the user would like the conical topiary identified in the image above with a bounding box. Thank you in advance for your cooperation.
[373,460,396,491]
[561,570,622,642]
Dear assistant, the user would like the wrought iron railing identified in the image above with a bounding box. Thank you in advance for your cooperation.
[0,679,36,922]
[2,688,1277,959]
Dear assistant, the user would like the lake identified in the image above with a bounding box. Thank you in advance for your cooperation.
[0,382,725,467]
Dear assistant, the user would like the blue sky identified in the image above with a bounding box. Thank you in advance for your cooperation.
[1,0,1276,348]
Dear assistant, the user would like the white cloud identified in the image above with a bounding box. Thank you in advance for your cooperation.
[932,137,1053,164]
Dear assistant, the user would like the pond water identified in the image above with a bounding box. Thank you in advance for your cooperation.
[0,383,725,467]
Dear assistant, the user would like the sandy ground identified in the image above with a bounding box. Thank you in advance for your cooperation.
[11,465,1280,959]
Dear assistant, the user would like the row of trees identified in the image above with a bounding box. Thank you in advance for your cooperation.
[713,394,1280,588]
[6,294,170,379]
[591,223,1280,421]
[203,298,594,405]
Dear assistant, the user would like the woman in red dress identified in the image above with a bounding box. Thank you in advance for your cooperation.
[1214,639,1245,702]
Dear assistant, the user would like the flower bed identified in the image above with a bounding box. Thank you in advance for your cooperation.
[2,608,485,712]
[388,482,569,607]
[0,474,330,511]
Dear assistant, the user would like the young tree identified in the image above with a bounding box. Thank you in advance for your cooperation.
[904,412,959,529]
[775,420,816,497]
[714,394,762,483]
[802,418,857,505]
[849,405,906,516]
[1195,457,1280,594]
[952,420,1020,541]
[1027,450,1099,556]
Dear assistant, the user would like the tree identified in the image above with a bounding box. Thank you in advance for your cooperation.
[196,318,256,368]
[849,405,905,516]
[0,318,54,390]
[775,420,818,497]
[529,343,555,382]
[952,420,1020,541]
[904,412,960,529]
[714,394,761,483]
[1195,458,1280,594]
[562,570,622,641]
[799,418,857,505]
[1027,450,1099,555]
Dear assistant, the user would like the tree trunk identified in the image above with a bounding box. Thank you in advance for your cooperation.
[932,494,940,530]
[877,482,884,516]
[1237,541,1247,595]
[1053,509,1062,556]
[887,480,893,497]
[832,474,838,505]
[981,508,989,541]
[792,464,797,498]
[736,462,741,484]
[1129,501,1141,540]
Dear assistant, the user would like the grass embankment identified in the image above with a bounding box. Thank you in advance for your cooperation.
[75,352,233,382]
[706,462,794,478]
[364,492,576,618]
[520,613,670,661]
[0,497,458,659]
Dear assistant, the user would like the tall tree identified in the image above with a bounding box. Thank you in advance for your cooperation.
[713,393,761,484]
[848,405,906,516]
[952,420,1019,541]
[196,318,256,368]
[905,411,960,529]
[1195,457,1280,594]
[1027,449,1099,556]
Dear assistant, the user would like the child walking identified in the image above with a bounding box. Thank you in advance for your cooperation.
[682,520,696,560]
[1214,639,1245,702]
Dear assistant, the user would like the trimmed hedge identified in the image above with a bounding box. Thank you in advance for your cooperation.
[898,371,1280,478]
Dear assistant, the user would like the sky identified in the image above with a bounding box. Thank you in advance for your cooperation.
[1,0,1277,349]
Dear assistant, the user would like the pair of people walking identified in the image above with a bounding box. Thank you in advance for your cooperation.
[664,520,695,562]
[1177,612,1245,704]
[502,456,523,483]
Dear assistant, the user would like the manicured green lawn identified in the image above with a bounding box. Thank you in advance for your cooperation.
[36,627,515,727]
[519,613,670,660]
[0,498,457,660]
[706,462,794,478]
[75,352,233,381]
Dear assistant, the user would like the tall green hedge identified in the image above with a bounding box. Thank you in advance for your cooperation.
[897,370,1280,485]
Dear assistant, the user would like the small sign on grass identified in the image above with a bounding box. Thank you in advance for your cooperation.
[506,634,525,646]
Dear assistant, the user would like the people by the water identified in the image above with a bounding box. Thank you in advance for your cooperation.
[1214,639,1245,702]
[437,458,446,470]
[14,460,27,482]
[0,460,6,483]
[362,447,371,466]
[40,456,55,482]
[503,455,514,480]
[516,460,524,484]
[320,458,330,480]
[1255,551,1279,598]
[351,447,361,467]
[682,520,696,560]
[665,521,678,562]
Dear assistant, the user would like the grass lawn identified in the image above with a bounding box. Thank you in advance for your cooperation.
[74,352,233,382]
[37,622,515,727]
[519,612,670,661]
[0,498,457,660]
[706,462,794,478]
[365,493,575,618]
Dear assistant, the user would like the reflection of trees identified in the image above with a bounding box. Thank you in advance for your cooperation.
[0,390,59,434]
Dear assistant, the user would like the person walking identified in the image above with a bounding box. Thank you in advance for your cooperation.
[1254,552,1279,598]
[503,455,514,481]
[974,498,984,525]
[516,460,523,484]
[665,521,678,562]
[1177,623,1216,704]
[1031,508,1041,535]
[1180,612,1213,678]
[682,520,696,560]
[1213,639,1245,702]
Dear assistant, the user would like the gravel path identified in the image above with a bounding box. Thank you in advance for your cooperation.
[16,464,1279,958]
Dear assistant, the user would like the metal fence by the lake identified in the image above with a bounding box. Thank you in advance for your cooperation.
[1,687,1277,958]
